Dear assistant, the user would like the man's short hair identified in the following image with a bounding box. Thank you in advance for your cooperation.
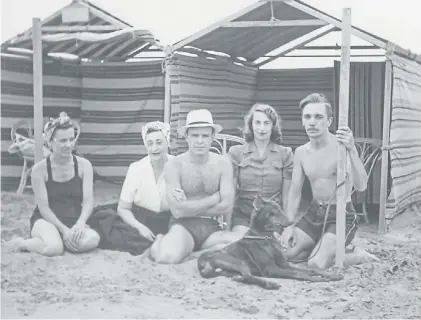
[299,93,333,119]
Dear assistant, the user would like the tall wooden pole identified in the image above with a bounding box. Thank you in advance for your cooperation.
[32,18,44,163]
[335,8,351,268]
[163,45,172,124]
[378,43,394,234]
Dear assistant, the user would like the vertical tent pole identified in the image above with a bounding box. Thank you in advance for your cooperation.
[163,45,172,124]
[335,8,351,268]
[32,18,44,163]
[378,43,394,234]
[164,69,171,124]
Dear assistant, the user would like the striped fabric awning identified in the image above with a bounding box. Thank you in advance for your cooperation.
[1,0,163,60]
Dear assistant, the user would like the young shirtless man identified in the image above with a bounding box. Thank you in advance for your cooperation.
[279,93,368,270]
[150,109,235,264]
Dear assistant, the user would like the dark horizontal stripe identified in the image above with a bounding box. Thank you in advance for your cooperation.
[1,105,81,120]
[82,86,164,95]
[1,57,81,78]
[82,64,163,79]
[1,177,24,192]
[1,81,81,99]
[81,89,164,101]
[0,176,124,191]
[80,112,164,124]
[1,153,25,166]
[84,158,138,167]
[78,133,143,145]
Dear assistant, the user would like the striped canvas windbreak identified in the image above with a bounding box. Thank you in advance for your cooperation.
[168,54,258,155]
[254,67,335,149]
[79,60,165,184]
[386,54,421,217]
[1,56,82,190]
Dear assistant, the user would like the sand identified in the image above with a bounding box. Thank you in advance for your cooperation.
[1,183,421,319]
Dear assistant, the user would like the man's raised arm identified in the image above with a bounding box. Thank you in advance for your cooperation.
[200,156,235,219]
[164,158,220,219]
[286,146,306,225]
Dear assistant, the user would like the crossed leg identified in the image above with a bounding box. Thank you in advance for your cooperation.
[19,219,64,256]
[17,219,99,256]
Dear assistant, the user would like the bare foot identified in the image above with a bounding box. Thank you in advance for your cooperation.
[8,237,29,252]
[344,246,380,266]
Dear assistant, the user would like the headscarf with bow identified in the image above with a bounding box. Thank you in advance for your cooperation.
[141,121,170,144]
[43,112,73,145]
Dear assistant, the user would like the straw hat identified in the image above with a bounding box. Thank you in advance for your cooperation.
[177,109,223,136]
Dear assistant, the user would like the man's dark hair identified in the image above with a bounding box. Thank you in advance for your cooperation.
[299,93,333,119]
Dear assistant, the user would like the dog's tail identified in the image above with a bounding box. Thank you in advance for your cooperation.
[232,274,280,290]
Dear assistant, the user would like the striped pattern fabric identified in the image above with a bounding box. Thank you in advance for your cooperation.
[386,54,421,217]
[168,54,258,154]
[254,67,335,149]
[334,61,386,205]
[79,60,165,184]
[1,55,81,190]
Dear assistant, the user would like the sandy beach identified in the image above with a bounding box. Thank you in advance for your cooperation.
[1,183,420,319]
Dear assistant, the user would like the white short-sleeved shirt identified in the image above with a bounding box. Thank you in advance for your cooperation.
[119,155,173,213]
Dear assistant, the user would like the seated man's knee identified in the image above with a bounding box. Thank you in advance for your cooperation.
[307,235,336,270]
[43,242,64,257]
[284,245,303,259]
[154,225,194,264]
[308,256,332,270]
[155,247,185,264]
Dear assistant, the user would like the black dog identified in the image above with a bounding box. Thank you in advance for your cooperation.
[197,196,343,289]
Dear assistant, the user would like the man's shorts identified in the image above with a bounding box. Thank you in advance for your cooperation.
[295,200,359,247]
[169,217,222,251]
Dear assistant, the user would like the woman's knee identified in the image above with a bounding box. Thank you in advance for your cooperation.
[75,229,100,252]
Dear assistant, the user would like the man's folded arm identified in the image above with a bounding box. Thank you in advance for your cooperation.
[200,156,235,218]
[164,159,220,218]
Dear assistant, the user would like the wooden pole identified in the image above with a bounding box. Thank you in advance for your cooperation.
[335,8,352,268]
[32,18,44,163]
[163,67,171,124]
[378,43,394,234]
[163,46,172,124]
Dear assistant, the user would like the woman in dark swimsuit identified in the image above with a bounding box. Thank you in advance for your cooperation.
[17,112,100,256]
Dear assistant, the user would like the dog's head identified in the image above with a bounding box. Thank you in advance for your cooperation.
[249,195,290,233]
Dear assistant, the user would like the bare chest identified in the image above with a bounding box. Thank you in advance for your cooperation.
[302,146,338,180]
[179,161,221,197]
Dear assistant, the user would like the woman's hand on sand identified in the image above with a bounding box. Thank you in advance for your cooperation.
[137,223,156,242]
[173,188,187,203]
[70,220,86,245]
[62,228,79,251]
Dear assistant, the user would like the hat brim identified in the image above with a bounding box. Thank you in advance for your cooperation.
[177,123,223,136]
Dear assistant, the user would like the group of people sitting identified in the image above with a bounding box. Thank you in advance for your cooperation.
[15,92,368,270]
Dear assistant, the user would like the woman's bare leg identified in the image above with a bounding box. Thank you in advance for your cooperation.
[18,219,64,256]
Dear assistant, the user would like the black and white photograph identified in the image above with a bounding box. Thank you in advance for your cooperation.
[1,0,420,318]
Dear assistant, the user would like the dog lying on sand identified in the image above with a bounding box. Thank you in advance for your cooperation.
[197,196,343,289]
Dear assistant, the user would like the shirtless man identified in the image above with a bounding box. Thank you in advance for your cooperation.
[150,109,235,264]
[279,93,368,270]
